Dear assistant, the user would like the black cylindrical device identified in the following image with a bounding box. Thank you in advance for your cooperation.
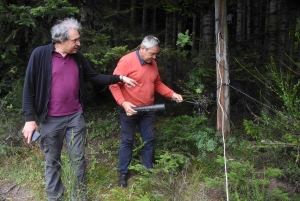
[132,103,165,112]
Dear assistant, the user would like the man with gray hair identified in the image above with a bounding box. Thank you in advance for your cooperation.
[22,17,138,200]
[109,35,183,187]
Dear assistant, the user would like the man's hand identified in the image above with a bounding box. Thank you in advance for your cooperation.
[172,93,183,103]
[122,76,139,88]
[121,101,138,116]
[22,121,38,143]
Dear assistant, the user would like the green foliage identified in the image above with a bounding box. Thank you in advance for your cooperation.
[171,30,193,63]
[30,0,79,18]
[102,46,130,66]
[184,68,205,95]
[2,78,24,108]
[193,126,218,160]
[0,0,78,57]
[236,57,300,199]
[282,162,300,184]
[130,134,146,163]
[0,0,79,97]
[128,151,190,200]
[1,103,299,200]
[0,66,24,97]
[177,67,214,116]
[61,151,78,200]
[87,164,116,190]
[156,115,218,161]
[82,32,110,66]
[85,107,120,160]
[268,188,290,201]
[205,155,288,201]
[0,147,46,200]
[177,30,193,48]
[241,58,300,164]
[83,40,130,73]
[61,131,90,200]
[243,119,267,140]
[0,78,25,154]
[86,108,119,139]
[173,31,215,115]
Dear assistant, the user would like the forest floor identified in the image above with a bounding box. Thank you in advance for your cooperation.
[0,97,298,200]
[0,179,296,201]
[0,181,35,201]
[0,179,226,201]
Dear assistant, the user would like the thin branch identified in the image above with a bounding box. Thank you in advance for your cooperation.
[0,184,17,195]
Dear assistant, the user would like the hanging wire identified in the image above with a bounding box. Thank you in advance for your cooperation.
[226,84,276,113]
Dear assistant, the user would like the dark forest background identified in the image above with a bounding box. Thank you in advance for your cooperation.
[1,0,300,99]
[0,0,300,200]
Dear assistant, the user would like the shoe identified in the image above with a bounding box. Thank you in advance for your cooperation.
[118,174,128,187]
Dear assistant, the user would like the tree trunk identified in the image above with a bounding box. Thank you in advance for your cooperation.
[277,0,288,68]
[298,42,300,67]
[142,0,147,31]
[246,0,251,41]
[200,7,215,60]
[171,11,177,81]
[202,7,214,44]
[164,13,171,46]
[236,0,244,43]
[192,15,196,51]
[263,0,270,59]
[267,0,277,58]
[164,12,173,86]
[253,0,263,51]
[178,18,183,41]
[117,0,121,11]
[199,14,202,51]
[288,15,296,67]
[215,0,230,138]
[152,4,157,33]
[130,0,137,29]
[177,17,183,73]
[172,11,178,49]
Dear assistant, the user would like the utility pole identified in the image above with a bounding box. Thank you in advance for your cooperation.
[215,0,230,138]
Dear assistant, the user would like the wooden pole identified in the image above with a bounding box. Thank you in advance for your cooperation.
[215,0,230,138]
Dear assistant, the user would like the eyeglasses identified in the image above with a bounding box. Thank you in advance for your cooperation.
[69,38,80,44]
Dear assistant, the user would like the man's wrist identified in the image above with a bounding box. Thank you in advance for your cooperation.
[121,101,126,107]
[120,75,124,81]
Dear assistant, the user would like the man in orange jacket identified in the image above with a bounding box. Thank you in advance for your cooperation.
[109,35,183,187]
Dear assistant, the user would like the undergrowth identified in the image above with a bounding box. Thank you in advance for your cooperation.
[1,56,300,200]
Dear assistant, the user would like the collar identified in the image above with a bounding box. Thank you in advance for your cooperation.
[136,49,146,65]
[50,43,55,53]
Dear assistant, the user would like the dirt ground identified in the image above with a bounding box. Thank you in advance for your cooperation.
[0,181,35,201]
[0,180,225,201]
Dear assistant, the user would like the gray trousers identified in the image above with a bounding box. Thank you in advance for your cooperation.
[40,110,86,200]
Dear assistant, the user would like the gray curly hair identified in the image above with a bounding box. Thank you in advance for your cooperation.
[51,17,82,44]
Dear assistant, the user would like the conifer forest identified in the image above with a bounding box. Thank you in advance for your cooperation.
[0,0,300,200]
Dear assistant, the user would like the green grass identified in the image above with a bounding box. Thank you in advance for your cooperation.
[0,145,46,200]
[0,105,299,200]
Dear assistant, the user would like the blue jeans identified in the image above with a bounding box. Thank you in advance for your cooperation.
[118,106,155,174]
[39,110,86,200]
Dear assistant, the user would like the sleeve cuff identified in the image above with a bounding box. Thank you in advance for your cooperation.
[25,114,35,122]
